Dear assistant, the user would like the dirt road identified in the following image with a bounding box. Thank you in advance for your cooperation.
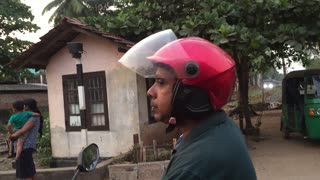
[248,110,320,180]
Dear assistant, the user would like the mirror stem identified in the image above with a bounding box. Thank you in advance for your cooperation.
[72,169,80,180]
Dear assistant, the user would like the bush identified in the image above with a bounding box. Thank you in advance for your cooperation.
[37,109,52,167]
[0,123,7,134]
[112,145,172,164]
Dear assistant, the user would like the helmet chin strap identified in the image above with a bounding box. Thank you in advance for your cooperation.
[166,80,181,134]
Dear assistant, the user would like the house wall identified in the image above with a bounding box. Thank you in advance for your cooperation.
[0,92,48,110]
[46,34,140,157]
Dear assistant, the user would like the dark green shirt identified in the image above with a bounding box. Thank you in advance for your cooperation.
[162,111,257,180]
[8,111,33,129]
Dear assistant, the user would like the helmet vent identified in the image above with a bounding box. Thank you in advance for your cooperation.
[185,62,199,77]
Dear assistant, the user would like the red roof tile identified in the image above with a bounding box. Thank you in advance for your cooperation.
[7,17,134,69]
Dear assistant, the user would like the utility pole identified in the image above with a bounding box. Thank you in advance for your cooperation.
[67,42,88,147]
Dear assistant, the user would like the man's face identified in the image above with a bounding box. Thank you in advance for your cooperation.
[23,105,29,111]
[147,67,176,123]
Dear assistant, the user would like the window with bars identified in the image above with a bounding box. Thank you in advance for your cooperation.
[63,71,109,131]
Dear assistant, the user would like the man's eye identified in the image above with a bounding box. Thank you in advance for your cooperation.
[156,79,164,85]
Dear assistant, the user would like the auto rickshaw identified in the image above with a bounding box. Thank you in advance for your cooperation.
[281,69,320,139]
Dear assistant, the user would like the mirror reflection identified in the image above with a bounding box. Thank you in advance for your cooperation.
[81,143,99,172]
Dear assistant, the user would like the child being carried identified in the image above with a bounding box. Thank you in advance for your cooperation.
[7,100,40,160]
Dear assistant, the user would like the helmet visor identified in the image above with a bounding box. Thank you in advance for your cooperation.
[119,29,178,78]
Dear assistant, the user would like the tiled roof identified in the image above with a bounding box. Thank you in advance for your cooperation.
[7,17,134,69]
[0,84,47,92]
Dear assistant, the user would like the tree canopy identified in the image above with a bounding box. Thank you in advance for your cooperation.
[35,0,320,132]
[78,0,320,132]
[42,0,117,25]
[0,0,39,82]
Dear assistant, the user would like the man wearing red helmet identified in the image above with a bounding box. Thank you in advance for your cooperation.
[119,30,256,180]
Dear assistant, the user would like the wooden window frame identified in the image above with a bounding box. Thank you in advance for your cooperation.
[63,71,109,131]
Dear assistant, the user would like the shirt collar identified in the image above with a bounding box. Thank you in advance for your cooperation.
[176,110,227,151]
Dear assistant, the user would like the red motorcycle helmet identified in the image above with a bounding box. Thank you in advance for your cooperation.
[119,30,236,110]
[149,37,235,110]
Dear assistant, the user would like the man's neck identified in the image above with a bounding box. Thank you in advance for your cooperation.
[14,110,23,114]
[179,120,199,137]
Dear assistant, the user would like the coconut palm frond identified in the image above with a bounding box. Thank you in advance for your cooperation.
[42,0,65,15]
[70,0,87,14]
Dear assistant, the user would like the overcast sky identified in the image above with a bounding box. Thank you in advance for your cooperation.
[15,0,54,42]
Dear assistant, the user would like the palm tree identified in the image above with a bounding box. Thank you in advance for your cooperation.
[42,0,88,25]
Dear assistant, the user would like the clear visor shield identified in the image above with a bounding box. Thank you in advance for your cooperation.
[120,30,235,79]
[119,29,178,78]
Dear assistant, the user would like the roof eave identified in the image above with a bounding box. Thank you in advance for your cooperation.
[6,17,134,70]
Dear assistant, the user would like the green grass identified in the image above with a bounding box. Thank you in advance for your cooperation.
[37,108,52,167]
[249,86,282,104]
[226,86,282,108]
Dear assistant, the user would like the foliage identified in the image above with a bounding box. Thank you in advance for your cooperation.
[249,86,282,104]
[82,0,320,69]
[0,123,6,134]
[0,0,39,82]
[306,57,320,70]
[263,68,284,81]
[37,109,52,167]
[147,149,171,162]
[112,147,136,164]
[79,0,320,131]
[85,0,117,15]
[42,0,88,25]
[112,145,172,164]
[42,0,117,26]
[54,0,319,132]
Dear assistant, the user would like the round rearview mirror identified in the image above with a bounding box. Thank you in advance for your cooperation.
[77,143,100,172]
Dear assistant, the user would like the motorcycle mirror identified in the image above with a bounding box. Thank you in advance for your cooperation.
[77,143,100,172]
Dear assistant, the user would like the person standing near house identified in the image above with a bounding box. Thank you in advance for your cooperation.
[7,100,40,161]
[119,30,257,180]
[10,98,42,180]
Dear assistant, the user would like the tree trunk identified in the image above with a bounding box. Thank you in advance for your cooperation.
[238,91,244,132]
[282,58,287,76]
[236,58,254,132]
[261,72,265,104]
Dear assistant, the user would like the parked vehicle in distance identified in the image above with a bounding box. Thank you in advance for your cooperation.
[281,69,320,139]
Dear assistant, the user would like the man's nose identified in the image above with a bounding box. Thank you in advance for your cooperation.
[147,85,156,98]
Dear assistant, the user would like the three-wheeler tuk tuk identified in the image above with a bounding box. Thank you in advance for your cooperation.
[281,69,320,139]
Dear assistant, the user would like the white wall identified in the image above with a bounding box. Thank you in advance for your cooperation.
[46,34,140,157]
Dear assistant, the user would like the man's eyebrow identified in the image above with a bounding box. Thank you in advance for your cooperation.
[154,75,164,79]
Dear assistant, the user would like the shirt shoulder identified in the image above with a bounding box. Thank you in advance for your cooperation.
[8,114,17,123]
[22,111,33,117]
[28,116,39,122]
[169,115,256,180]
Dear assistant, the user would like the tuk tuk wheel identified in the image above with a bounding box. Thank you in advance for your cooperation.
[281,122,290,139]
[283,128,290,139]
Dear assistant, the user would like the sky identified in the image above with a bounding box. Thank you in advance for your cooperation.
[278,59,305,74]
[16,0,304,74]
[15,0,54,43]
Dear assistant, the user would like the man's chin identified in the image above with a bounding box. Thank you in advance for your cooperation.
[153,115,169,124]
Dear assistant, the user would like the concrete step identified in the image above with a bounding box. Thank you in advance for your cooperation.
[0,158,113,180]
[0,141,8,155]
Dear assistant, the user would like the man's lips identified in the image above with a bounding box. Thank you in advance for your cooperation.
[150,103,157,111]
